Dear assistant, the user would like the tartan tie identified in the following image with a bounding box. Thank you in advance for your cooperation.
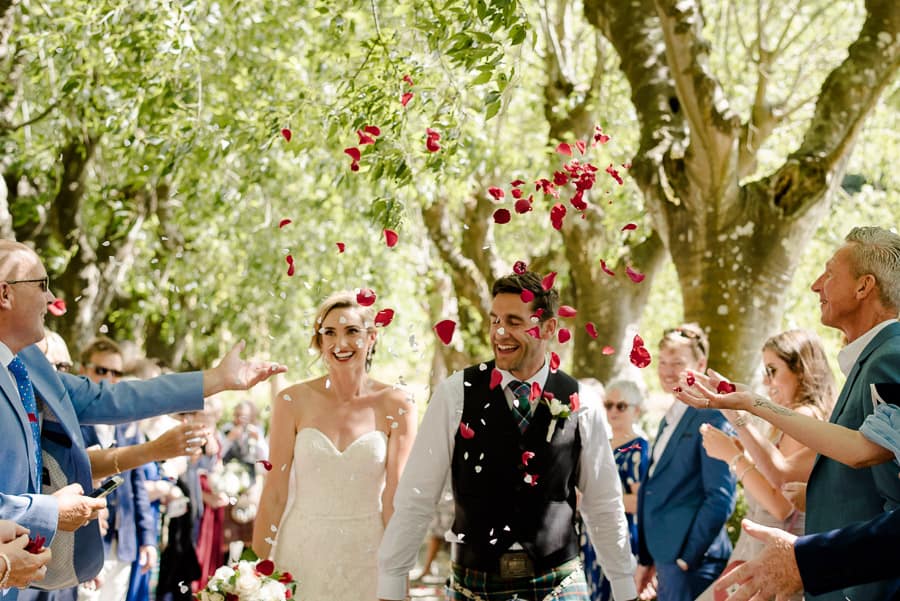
[9,357,42,487]
[508,380,532,433]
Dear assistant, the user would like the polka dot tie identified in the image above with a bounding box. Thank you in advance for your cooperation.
[9,357,41,487]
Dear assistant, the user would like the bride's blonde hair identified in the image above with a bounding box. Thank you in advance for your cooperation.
[309,291,377,371]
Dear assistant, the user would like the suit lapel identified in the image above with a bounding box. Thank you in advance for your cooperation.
[830,322,900,424]
[651,407,696,477]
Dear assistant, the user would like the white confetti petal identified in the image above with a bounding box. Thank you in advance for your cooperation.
[398,408,407,415]
[475,465,482,473]
[391,422,399,429]
[270,524,278,532]
[478,363,487,371]
[283,393,293,402]
[489,538,497,545]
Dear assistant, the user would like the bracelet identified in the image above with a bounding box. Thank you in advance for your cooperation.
[737,462,757,481]
[728,453,744,473]
[113,448,122,474]
[0,551,11,589]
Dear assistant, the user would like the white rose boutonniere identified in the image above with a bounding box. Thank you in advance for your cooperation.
[543,392,581,442]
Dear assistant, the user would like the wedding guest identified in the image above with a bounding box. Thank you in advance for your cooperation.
[695,329,836,601]
[378,272,636,601]
[635,324,736,601]
[677,226,900,601]
[0,239,285,601]
[0,520,52,590]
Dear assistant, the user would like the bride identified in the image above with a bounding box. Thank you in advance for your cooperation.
[253,291,417,600]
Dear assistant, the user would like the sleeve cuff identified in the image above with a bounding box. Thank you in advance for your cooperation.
[610,576,637,601]
[376,572,408,600]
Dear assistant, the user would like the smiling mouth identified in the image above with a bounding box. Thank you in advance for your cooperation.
[496,344,518,353]
[333,350,355,360]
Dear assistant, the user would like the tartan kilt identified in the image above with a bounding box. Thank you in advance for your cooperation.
[447,558,589,601]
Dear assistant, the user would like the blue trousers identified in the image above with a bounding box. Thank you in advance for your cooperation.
[656,558,727,601]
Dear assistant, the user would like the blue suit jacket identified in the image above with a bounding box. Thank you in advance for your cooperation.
[796,507,900,596]
[805,321,900,600]
[0,345,202,597]
[637,407,737,568]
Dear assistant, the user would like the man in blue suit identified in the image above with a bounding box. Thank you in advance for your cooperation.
[636,324,737,601]
[0,240,286,599]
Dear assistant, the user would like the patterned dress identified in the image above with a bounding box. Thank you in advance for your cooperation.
[582,436,649,601]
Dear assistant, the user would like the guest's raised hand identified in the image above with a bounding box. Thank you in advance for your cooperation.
[699,423,741,463]
[151,422,209,461]
[53,484,107,531]
[716,519,800,601]
[203,340,288,396]
[673,369,755,412]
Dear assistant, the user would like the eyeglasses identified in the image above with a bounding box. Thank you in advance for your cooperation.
[604,401,631,412]
[88,365,124,378]
[664,327,707,355]
[5,276,50,292]
[54,362,73,373]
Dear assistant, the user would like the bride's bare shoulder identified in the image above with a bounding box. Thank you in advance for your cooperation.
[275,377,327,406]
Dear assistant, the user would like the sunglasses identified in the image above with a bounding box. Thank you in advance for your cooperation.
[604,401,632,412]
[5,276,50,293]
[89,365,124,378]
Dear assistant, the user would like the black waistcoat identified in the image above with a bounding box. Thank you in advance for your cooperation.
[450,360,581,571]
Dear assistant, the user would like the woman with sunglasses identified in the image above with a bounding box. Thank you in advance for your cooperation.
[594,378,648,601]
[694,329,835,601]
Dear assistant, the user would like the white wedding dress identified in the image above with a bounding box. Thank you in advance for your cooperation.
[274,428,387,601]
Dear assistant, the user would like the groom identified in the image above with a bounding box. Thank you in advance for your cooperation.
[378,271,637,600]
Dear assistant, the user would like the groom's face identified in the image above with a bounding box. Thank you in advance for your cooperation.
[489,292,556,380]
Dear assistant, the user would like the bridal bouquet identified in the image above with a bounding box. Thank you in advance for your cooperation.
[195,550,296,601]
[208,460,252,503]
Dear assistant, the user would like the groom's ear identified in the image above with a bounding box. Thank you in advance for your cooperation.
[541,316,558,340]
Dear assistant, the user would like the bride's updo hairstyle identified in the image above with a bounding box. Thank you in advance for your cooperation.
[310,291,378,371]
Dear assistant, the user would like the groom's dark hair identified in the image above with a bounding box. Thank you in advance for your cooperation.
[492,271,559,321]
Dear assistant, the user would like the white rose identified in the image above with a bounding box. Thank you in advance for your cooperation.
[234,562,262,598]
[258,580,287,601]
[548,398,565,415]
[212,565,236,584]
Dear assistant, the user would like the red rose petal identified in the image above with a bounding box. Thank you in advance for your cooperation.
[555,142,572,156]
[550,203,566,230]
[374,308,395,327]
[489,368,503,390]
[459,422,475,439]
[585,322,598,339]
[356,288,377,306]
[629,334,652,368]
[621,223,637,231]
[493,208,511,224]
[521,451,535,466]
[549,351,560,373]
[401,92,414,107]
[257,459,273,471]
[24,534,45,554]
[510,179,525,187]
[47,298,67,316]
[524,473,539,486]
[569,392,580,412]
[256,559,275,576]
[356,130,376,145]
[686,372,696,387]
[350,161,360,172]
[716,381,737,394]
[285,255,295,277]
[575,140,586,155]
[520,289,535,303]
[280,128,292,142]
[511,188,523,199]
[27,412,37,423]
[434,319,456,345]
[558,305,577,318]
[558,328,571,344]
[541,271,557,291]
[344,147,361,161]
[403,74,414,86]
[488,187,505,200]
[513,260,527,275]
[626,266,645,283]
[525,325,541,338]
[531,308,544,320]
[529,381,542,401]
[553,171,569,186]
[602,345,615,355]
[514,198,533,214]
[383,229,399,248]
[606,163,624,185]
[426,138,441,152]
[279,572,294,584]
[363,125,381,137]
[599,259,616,277]
[336,242,345,253]
[278,218,292,228]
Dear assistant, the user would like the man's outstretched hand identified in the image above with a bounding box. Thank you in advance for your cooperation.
[203,340,287,396]
[716,519,801,601]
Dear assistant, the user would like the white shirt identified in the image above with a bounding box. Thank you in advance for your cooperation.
[648,399,688,478]
[0,341,17,395]
[837,319,898,376]
[377,362,637,601]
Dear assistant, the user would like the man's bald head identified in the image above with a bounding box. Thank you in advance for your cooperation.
[0,240,40,281]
